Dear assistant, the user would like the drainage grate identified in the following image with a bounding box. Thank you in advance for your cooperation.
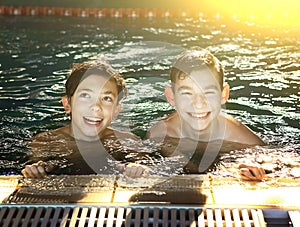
[0,205,269,227]
[289,211,300,227]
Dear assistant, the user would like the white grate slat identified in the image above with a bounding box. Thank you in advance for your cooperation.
[289,210,300,227]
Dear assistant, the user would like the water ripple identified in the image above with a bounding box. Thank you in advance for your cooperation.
[0,16,299,175]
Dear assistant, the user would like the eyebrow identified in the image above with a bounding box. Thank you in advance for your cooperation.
[203,84,220,90]
[77,88,93,93]
[77,89,117,96]
[102,90,117,96]
[176,85,193,92]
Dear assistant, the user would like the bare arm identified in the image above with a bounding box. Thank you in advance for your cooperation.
[22,129,70,178]
[225,116,265,146]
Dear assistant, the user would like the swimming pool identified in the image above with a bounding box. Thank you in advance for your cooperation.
[0,15,299,175]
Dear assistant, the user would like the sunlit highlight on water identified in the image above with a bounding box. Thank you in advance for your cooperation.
[204,0,300,29]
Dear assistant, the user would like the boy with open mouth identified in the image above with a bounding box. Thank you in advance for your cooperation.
[22,60,147,178]
[147,48,266,180]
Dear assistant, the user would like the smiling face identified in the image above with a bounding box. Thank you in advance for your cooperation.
[172,68,223,133]
[69,74,121,141]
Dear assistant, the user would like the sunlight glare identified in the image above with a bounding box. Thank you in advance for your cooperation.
[204,0,300,28]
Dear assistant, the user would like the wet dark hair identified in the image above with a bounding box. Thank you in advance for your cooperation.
[170,48,224,89]
[65,60,127,103]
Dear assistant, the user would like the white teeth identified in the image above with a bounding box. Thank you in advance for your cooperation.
[191,113,207,118]
[84,117,103,124]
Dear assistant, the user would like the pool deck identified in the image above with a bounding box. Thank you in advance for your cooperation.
[1,174,300,209]
[1,175,300,225]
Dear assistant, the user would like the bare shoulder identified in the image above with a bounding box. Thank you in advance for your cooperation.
[106,128,141,141]
[29,126,74,161]
[146,120,168,139]
[31,126,71,142]
[224,115,265,146]
[146,113,180,140]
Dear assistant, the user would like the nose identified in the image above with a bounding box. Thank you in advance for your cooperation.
[193,94,208,110]
[91,99,102,113]
[91,105,101,112]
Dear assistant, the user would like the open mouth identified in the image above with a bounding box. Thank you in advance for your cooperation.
[83,116,103,126]
[189,112,210,119]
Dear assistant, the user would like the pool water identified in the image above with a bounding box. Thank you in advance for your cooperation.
[0,15,299,175]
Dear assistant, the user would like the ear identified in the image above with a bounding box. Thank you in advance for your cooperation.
[113,103,122,120]
[61,96,71,114]
[165,85,176,106]
[221,83,230,104]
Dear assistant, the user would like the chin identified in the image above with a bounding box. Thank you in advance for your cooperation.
[81,130,100,139]
[190,124,210,133]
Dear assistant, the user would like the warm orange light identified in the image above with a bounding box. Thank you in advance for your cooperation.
[204,0,300,28]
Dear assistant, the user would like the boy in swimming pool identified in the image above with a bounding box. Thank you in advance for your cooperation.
[22,60,147,178]
[146,48,266,180]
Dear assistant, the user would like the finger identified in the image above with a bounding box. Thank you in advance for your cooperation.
[30,165,42,178]
[239,163,256,169]
[238,163,249,169]
[27,165,43,178]
[248,168,262,180]
[44,164,54,173]
[124,168,132,177]
[239,168,253,177]
[142,167,149,176]
[259,167,266,176]
[239,168,260,181]
[37,165,46,177]
[240,174,257,181]
[256,167,266,180]
[125,167,137,178]
[37,161,53,173]
[133,167,144,177]
[24,165,36,178]
[37,160,46,167]
[117,164,126,172]
[250,167,266,180]
[239,164,266,181]
[21,168,30,178]
[125,166,144,178]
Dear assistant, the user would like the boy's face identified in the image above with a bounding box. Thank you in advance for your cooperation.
[69,74,121,141]
[173,68,223,132]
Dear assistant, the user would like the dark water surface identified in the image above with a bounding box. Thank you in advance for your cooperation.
[0,16,299,175]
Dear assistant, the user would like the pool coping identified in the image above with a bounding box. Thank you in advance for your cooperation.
[1,174,300,209]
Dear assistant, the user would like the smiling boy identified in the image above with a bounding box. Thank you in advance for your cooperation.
[147,48,264,144]
[61,62,126,141]
[146,48,265,180]
[22,60,146,178]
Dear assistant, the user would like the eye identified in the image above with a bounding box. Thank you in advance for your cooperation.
[79,92,91,99]
[205,90,216,96]
[102,96,113,103]
[180,91,192,96]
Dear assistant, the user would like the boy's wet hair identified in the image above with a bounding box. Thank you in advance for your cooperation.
[65,60,127,103]
[170,48,224,89]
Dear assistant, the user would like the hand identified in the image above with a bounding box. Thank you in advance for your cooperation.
[21,161,53,178]
[239,163,266,181]
[123,163,149,178]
